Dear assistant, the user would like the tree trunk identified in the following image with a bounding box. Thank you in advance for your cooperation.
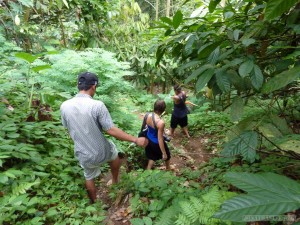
[156,0,159,20]
[166,0,170,17]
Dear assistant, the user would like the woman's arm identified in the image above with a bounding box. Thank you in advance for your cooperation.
[157,121,167,160]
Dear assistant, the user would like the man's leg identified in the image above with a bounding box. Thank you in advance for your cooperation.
[85,179,97,203]
[109,156,122,184]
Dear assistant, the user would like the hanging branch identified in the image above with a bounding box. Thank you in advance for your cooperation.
[258,131,300,160]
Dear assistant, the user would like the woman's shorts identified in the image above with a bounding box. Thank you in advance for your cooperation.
[145,139,171,161]
[170,114,188,128]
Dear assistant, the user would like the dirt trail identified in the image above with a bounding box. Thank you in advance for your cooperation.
[97,127,212,225]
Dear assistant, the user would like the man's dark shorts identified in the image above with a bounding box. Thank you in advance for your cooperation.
[170,114,188,129]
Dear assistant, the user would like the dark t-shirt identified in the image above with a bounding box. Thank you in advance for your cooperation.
[172,93,188,118]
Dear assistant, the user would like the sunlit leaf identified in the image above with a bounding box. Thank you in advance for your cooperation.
[209,0,221,13]
[32,65,51,73]
[15,52,38,63]
[160,17,173,26]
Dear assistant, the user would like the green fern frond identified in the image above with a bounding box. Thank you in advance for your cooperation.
[179,201,199,223]
[175,214,191,225]
[174,187,231,225]
[202,186,221,205]
[189,196,204,213]
[12,180,40,196]
[155,205,178,225]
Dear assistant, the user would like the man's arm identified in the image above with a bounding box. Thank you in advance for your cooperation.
[106,126,148,147]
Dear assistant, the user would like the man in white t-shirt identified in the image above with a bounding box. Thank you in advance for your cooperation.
[60,72,147,203]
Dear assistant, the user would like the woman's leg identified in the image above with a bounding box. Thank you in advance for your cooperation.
[170,127,175,137]
[147,160,155,170]
[182,126,190,138]
[165,160,170,170]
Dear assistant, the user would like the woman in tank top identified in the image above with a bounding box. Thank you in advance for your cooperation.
[145,100,171,170]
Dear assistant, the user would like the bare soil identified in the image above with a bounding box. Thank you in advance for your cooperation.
[97,127,213,225]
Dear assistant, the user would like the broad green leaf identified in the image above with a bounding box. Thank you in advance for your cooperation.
[185,64,213,84]
[155,45,166,66]
[62,0,69,8]
[214,192,300,222]
[198,41,221,59]
[15,52,38,63]
[131,218,144,225]
[56,0,62,9]
[221,131,258,163]
[224,172,300,195]
[47,207,59,216]
[261,66,300,93]
[195,68,215,92]
[160,17,173,26]
[224,11,234,19]
[231,96,244,122]
[233,29,241,41]
[239,60,254,77]
[17,0,34,7]
[214,172,300,221]
[7,133,20,139]
[216,71,231,92]
[221,58,243,70]
[208,46,220,65]
[143,216,153,225]
[173,11,183,29]
[165,28,173,36]
[1,122,17,132]
[242,38,256,47]
[259,123,283,138]
[279,139,300,153]
[269,114,292,135]
[0,174,8,184]
[178,60,200,72]
[32,65,51,73]
[264,0,299,21]
[183,34,197,57]
[0,145,15,151]
[9,194,29,206]
[250,65,264,90]
[209,0,221,13]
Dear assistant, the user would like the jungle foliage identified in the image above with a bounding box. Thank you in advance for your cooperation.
[0,0,300,224]
[0,36,147,224]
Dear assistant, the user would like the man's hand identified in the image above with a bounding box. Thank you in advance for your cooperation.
[135,137,148,147]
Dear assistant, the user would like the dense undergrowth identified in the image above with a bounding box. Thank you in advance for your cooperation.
[1,34,300,225]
